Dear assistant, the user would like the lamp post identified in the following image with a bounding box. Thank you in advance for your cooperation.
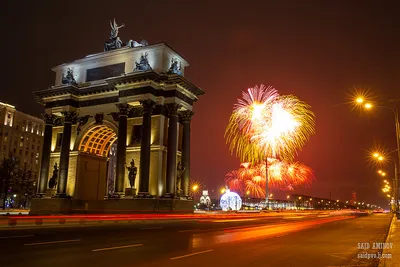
[355,96,400,217]
[372,151,398,214]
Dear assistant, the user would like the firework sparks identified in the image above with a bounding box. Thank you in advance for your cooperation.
[225,160,314,198]
[225,85,315,163]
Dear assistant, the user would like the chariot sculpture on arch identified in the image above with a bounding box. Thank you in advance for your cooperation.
[104,19,125,51]
[104,19,149,51]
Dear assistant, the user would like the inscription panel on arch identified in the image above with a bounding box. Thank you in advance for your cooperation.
[86,63,125,82]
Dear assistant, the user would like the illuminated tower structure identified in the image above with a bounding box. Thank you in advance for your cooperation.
[350,190,357,205]
[30,20,204,214]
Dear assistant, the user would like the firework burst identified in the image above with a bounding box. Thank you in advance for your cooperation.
[225,160,314,198]
[225,85,315,163]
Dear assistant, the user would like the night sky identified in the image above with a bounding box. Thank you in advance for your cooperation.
[2,1,400,207]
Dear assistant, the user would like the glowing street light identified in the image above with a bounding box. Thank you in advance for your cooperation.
[192,184,199,192]
[220,188,226,194]
[356,97,364,104]
[364,103,373,110]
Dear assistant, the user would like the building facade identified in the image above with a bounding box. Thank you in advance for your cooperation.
[0,102,44,180]
[31,21,204,213]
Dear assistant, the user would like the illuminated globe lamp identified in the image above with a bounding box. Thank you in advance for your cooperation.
[220,189,242,211]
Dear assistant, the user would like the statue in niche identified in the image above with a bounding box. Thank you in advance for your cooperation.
[176,162,185,191]
[61,68,77,85]
[48,163,58,189]
[167,58,182,75]
[104,19,125,51]
[126,159,138,188]
[134,53,152,71]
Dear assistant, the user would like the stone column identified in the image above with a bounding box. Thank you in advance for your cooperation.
[38,114,56,194]
[115,104,130,195]
[58,111,77,196]
[180,111,194,196]
[165,104,180,194]
[139,100,155,193]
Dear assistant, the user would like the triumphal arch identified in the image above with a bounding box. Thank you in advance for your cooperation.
[31,20,204,214]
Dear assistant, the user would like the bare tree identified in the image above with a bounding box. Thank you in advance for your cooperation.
[0,156,21,210]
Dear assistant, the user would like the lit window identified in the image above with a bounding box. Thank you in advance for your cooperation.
[36,152,39,158]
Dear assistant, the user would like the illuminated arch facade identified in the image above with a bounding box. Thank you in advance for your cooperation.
[33,37,204,215]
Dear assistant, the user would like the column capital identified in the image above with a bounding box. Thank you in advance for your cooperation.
[140,100,156,114]
[116,103,131,116]
[165,103,180,117]
[128,106,144,118]
[179,110,195,123]
[61,111,78,123]
[41,113,58,125]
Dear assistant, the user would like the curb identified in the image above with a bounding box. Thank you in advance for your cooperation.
[378,214,396,267]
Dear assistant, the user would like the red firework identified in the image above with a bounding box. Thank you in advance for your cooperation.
[225,159,314,198]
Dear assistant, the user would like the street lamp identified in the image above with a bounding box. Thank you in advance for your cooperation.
[372,150,398,212]
[355,95,400,217]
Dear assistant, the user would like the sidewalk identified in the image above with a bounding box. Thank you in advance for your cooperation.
[379,215,400,266]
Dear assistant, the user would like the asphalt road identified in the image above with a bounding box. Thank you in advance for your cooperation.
[0,213,392,267]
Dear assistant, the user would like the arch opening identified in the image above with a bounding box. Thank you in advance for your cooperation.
[79,125,117,157]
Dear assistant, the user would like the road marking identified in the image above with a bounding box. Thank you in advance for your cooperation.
[170,249,214,260]
[325,254,348,260]
[210,218,257,223]
[140,226,163,230]
[92,244,143,252]
[0,235,34,239]
[178,229,201,232]
[24,239,81,246]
